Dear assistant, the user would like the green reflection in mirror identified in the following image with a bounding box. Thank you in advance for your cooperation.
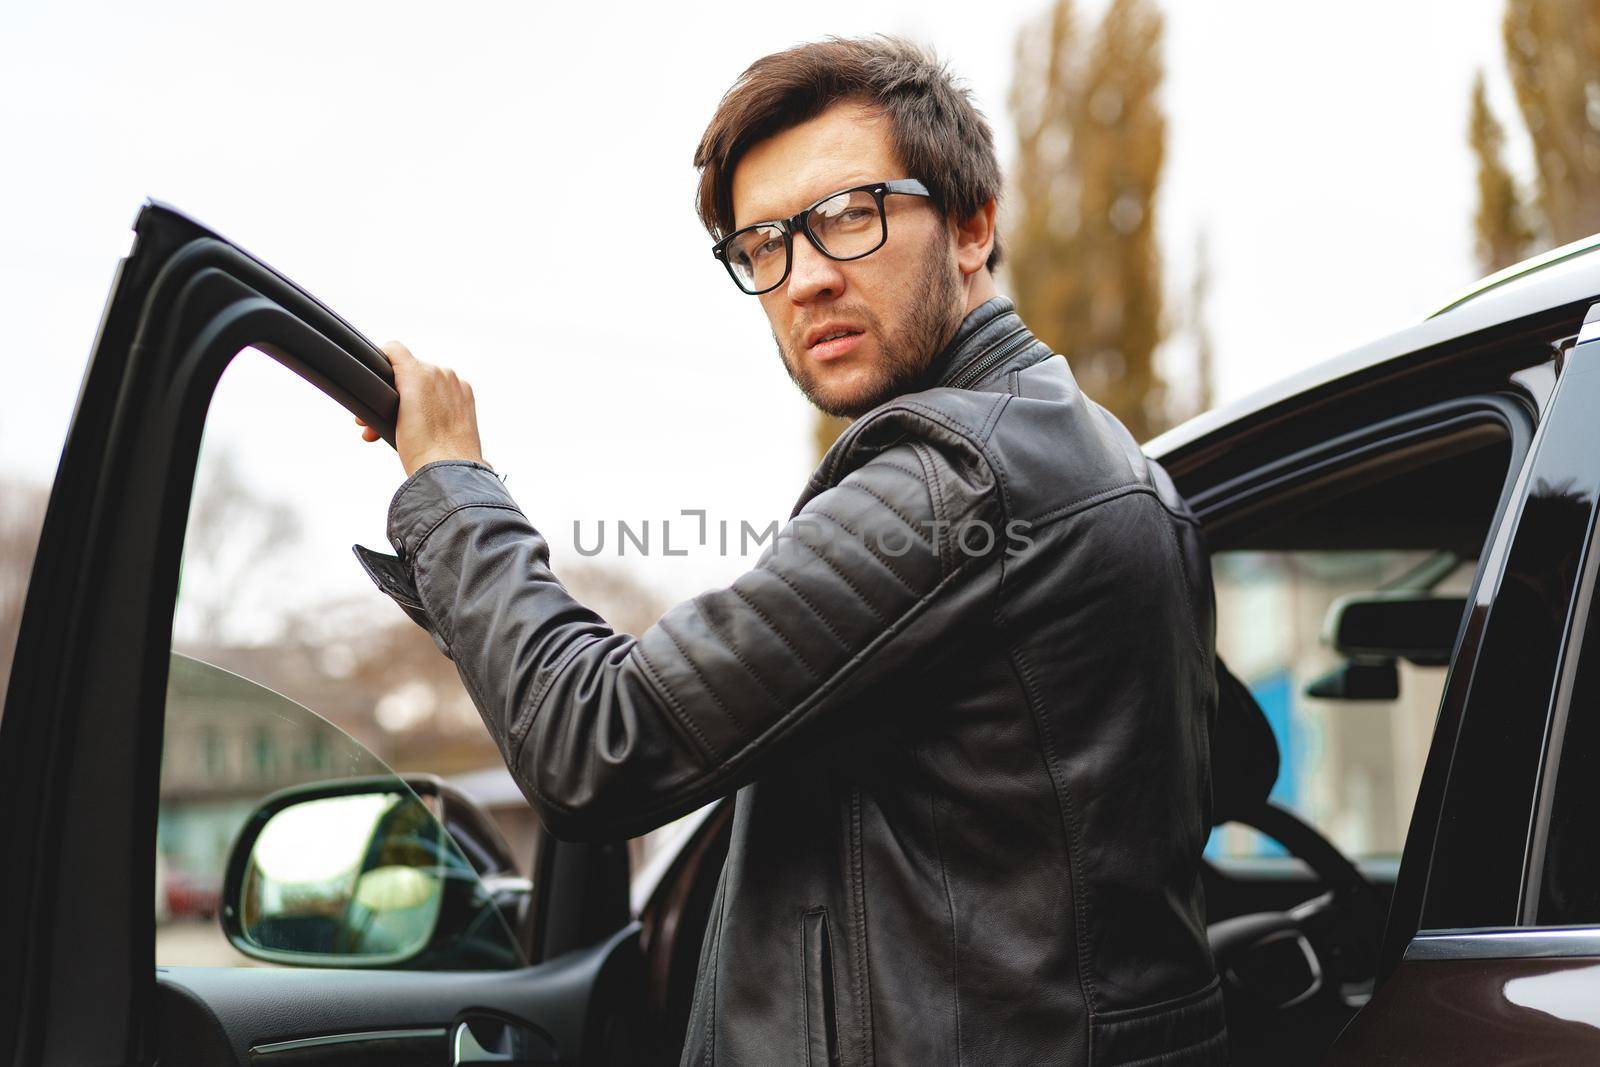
[241,790,445,962]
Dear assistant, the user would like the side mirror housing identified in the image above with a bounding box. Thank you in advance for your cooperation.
[220,774,527,969]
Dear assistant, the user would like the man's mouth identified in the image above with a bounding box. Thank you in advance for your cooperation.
[805,325,866,361]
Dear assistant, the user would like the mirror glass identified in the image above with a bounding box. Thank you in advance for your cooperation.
[240,790,445,961]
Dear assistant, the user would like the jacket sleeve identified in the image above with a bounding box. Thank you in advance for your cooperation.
[382,421,1006,841]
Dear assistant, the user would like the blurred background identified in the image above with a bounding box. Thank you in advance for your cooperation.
[4,0,1600,960]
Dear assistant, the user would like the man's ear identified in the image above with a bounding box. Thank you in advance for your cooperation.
[951,198,998,277]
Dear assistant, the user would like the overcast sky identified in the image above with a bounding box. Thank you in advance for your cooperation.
[0,0,1515,612]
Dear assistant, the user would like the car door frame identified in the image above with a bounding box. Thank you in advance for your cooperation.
[1188,388,1534,930]
[1321,304,1600,1059]
[0,201,636,1066]
[1154,272,1600,949]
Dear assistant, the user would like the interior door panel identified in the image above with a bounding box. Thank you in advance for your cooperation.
[157,927,641,1066]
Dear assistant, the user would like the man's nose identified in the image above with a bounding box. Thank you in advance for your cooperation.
[787,232,845,304]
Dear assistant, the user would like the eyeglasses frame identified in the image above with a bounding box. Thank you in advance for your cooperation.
[710,178,934,295]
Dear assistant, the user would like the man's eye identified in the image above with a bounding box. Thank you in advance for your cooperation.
[838,208,874,224]
[752,238,784,260]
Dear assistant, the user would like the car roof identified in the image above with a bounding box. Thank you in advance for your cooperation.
[1428,231,1600,318]
[1144,233,1600,462]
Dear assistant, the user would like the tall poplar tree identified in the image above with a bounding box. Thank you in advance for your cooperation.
[1008,0,1170,442]
[1470,0,1600,273]
[812,411,850,462]
[1471,72,1533,272]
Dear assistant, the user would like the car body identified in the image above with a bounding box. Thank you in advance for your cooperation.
[3,200,1599,1064]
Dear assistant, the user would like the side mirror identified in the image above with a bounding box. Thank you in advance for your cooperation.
[221,775,527,969]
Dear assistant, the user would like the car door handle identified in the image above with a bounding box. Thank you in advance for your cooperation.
[452,1015,559,1064]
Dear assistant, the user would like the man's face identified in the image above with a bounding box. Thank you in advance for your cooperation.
[730,102,964,419]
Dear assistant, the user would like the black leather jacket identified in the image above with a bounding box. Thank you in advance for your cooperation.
[372,297,1225,1065]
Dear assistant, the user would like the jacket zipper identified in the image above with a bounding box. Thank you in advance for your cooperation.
[946,326,1032,390]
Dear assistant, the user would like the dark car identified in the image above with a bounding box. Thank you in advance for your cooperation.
[4,201,1599,1065]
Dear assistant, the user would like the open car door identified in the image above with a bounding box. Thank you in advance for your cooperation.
[0,202,642,1066]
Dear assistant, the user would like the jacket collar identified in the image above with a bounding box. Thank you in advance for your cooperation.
[913,295,1052,392]
[800,297,1054,504]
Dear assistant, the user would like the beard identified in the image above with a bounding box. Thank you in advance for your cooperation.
[773,226,963,419]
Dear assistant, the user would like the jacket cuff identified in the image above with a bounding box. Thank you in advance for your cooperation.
[386,459,518,564]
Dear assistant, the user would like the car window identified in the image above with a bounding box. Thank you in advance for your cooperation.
[157,652,526,969]
[1209,550,1475,865]
[156,350,527,968]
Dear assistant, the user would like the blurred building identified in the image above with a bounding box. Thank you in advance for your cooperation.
[157,653,363,922]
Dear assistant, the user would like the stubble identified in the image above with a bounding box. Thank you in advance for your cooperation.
[774,227,963,419]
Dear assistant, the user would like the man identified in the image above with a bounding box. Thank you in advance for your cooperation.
[360,35,1224,1066]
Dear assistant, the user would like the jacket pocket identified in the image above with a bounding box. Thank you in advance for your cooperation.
[1089,976,1228,1066]
[802,908,841,1067]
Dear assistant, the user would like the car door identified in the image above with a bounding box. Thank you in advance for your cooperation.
[1112,351,1538,1067]
[0,201,642,1067]
[1010,249,1600,1062]
[1326,304,1600,1062]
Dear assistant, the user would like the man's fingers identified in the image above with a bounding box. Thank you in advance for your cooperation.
[370,336,485,473]
[380,340,415,366]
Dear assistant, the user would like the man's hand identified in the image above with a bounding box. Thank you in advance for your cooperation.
[356,340,490,478]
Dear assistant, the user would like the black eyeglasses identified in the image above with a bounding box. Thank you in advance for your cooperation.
[711,178,933,295]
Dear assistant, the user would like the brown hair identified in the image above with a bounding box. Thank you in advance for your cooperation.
[694,35,1003,271]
